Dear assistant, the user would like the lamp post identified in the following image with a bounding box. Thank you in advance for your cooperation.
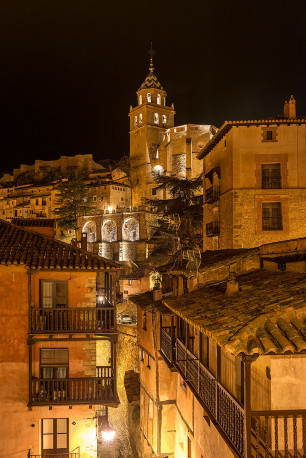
[98,407,116,443]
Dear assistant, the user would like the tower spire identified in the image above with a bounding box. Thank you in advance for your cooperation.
[148,42,155,73]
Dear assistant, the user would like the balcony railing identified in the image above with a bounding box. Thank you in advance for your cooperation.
[30,366,115,406]
[205,186,220,203]
[28,453,80,458]
[160,328,306,457]
[251,410,306,457]
[30,306,115,333]
[262,176,282,189]
[206,221,220,237]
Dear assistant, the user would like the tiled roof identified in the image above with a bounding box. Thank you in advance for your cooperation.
[124,370,140,403]
[11,218,56,228]
[163,270,306,355]
[197,117,306,159]
[138,71,164,91]
[0,219,118,270]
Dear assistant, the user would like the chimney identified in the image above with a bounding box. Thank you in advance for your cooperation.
[226,272,239,296]
[283,100,289,117]
[81,232,87,251]
[288,95,296,118]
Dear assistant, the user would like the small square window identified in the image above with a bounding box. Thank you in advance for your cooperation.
[152,188,157,196]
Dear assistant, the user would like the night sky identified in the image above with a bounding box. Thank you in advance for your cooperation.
[0,0,305,173]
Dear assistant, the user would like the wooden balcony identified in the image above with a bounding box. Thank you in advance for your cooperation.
[29,452,80,458]
[29,366,117,406]
[30,306,115,334]
[160,328,306,457]
[205,185,220,203]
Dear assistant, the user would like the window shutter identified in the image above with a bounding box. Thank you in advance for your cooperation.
[41,349,68,365]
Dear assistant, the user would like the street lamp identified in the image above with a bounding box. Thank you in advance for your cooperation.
[101,425,116,442]
[98,407,116,443]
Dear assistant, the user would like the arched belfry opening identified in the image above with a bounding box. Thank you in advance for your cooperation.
[122,218,140,241]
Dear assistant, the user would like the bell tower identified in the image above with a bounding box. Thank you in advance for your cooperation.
[129,48,175,206]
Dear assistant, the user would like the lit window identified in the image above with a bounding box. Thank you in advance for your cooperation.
[154,113,159,124]
[139,113,142,124]
[139,94,142,105]
[157,94,161,105]
[155,150,159,159]
[128,279,132,286]
[134,116,137,126]
[162,115,166,125]
[147,93,151,103]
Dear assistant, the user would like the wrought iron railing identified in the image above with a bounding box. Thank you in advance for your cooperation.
[160,328,306,457]
[28,453,80,458]
[206,221,220,237]
[30,306,115,333]
[262,176,282,189]
[30,366,115,406]
[205,186,220,202]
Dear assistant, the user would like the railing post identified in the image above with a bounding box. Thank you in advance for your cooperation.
[243,355,253,458]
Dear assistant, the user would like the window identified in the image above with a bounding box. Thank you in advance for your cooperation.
[147,93,151,103]
[147,355,151,369]
[157,94,161,105]
[40,281,68,308]
[142,311,147,331]
[162,115,166,125]
[262,163,281,189]
[154,113,159,125]
[139,113,142,124]
[155,150,159,159]
[42,418,69,455]
[262,202,282,230]
[40,348,68,379]
[134,116,137,126]
[36,199,39,206]
[42,197,47,206]
[266,130,273,141]
[139,94,142,105]
[128,279,132,286]
[152,188,157,196]
[140,350,144,362]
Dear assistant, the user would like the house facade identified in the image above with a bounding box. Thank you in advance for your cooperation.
[131,238,306,457]
[0,220,119,458]
[198,96,306,250]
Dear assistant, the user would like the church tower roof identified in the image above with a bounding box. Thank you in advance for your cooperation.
[138,46,164,91]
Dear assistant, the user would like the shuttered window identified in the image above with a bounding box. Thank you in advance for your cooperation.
[40,281,68,308]
[40,348,68,379]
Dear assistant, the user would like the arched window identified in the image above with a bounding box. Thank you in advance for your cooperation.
[102,220,117,242]
[139,95,142,105]
[152,165,164,177]
[147,93,151,103]
[154,113,159,125]
[162,115,166,125]
[134,116,137,126]
[139,113,142,124]
[122,218,140,241]
[82,221,97,243]
[157,94,161,105]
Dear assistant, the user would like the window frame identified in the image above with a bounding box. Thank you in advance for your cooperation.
[262,202,283,231]
[42,418,69,454]
[40,280,68,309]
[261,163,282,189]
[40,348,69,380]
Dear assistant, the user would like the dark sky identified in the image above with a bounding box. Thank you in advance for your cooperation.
[0,0,305,172]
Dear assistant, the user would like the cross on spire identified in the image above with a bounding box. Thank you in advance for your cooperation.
[148,42,156,73]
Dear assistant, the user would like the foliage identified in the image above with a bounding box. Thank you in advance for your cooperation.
[53,172,94,232]
[146,174,203,267]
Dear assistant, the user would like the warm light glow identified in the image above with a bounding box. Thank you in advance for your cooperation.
[97,295,105,304]
[101,425,116,442]
[108,206,112,212]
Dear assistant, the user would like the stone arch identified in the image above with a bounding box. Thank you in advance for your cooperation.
[122,217,140,241]
[102,220,118,242]
[82,220,97,243]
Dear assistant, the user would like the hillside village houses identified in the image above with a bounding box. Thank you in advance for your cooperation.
[0,51,306,458]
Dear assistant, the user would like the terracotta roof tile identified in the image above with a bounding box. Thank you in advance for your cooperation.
[163,270,306,355]
[0,219,119,271]
[11,218,56,228]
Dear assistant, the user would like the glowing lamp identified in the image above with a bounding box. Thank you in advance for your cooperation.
[108,206,112,212]
[101,425,116,442]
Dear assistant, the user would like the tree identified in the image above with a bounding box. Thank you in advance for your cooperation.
[53,172,94,234]
[146,173,203,267]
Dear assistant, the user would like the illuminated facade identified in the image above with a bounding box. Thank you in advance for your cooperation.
[198,96,306,250]
[132,238,306,457]
[0,220,119,458]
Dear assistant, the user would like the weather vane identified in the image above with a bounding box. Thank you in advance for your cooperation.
[148,42,155,72]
